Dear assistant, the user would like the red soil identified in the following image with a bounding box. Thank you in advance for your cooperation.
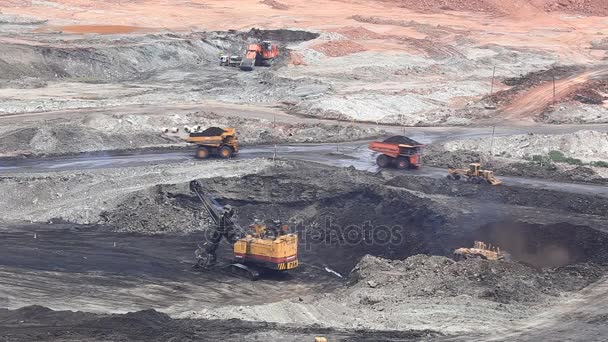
[312,40,367,57]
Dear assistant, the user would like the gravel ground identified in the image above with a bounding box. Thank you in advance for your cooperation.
[282,40,557,125]
[542,102,608,124]
[423,130,608,183]
[0,110,382,157]
[442,130,608,162]
[187,254,606,335]
[0,158,276,224]
[0,24,561,127]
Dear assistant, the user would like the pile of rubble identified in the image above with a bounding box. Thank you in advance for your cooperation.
[349,254,605,304]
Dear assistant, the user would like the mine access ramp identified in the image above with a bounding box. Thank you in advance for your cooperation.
[369,136,424,169]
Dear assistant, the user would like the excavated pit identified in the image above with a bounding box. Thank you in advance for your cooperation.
[103,165,608,275]
[2,163,608,340]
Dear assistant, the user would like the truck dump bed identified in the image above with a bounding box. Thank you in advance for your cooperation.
[369,136,424,158]
[186,127,235,146]
[369,135,424,169]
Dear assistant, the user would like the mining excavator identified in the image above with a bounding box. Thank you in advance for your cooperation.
[447,163,502,185]
[453,241,508,261]
[239,41,279,71]
[190,180,299,280]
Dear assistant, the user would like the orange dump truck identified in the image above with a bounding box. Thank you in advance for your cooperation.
[368,136,424,169]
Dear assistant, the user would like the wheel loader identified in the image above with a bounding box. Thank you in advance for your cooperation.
[190,181,298,280]
[447,163,502,185]
[185,127,238,159]
[453,241,508,261]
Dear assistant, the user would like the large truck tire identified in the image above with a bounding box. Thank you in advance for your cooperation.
[376,154,391,168]
[396,157,410,170]
[218,146,233,159]
[196,146,210,159]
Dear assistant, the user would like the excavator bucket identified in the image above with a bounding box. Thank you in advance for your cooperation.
[240,50,258,71]
[488,177,502,186]
[240,58,255,71]
[194,244,216,269]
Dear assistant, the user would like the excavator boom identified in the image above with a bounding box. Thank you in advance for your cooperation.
[190,180,243,231]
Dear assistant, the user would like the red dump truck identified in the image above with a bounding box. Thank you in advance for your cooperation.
[368,136,424,169]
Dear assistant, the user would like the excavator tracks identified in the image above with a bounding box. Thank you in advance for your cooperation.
[193,262,261,281]
[228,263,261,281]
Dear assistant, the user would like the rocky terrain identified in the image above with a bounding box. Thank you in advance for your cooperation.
[1,1,608,341]
[424,130,608,184]
[0,109,381,157]
[381,0,608,16]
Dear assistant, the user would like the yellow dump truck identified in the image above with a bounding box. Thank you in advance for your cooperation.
[185,127,238,159]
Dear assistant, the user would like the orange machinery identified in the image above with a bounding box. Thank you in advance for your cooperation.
[240,41,279,71]
[368,136,424,169]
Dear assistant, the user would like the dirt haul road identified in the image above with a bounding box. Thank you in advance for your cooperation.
[2,142,608,198]
[503,66,608,122]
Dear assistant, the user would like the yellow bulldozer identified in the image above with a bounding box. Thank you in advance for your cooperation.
[185,127,238,159]
[453,241,508,261]
[447,163,502,185]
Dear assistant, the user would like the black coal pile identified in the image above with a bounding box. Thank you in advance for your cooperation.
[189,126,225,137]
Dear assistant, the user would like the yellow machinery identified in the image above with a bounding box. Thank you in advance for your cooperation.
[190,180,298,280]
[447,163,502,185]
[233,224,298,271]
[185,127,238,159]
[454,241,507,261]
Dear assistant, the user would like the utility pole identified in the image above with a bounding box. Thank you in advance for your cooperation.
[490,125,496,157]
[552,74,556,104]
[490,65,496,96]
